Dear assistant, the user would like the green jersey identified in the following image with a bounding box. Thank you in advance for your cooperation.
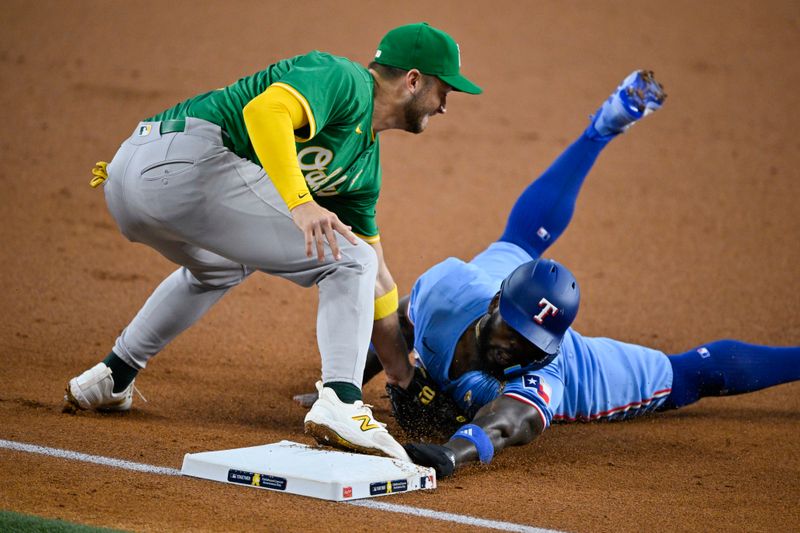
[148,51,382,239]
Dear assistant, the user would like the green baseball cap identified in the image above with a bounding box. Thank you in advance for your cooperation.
[374,22,482,95]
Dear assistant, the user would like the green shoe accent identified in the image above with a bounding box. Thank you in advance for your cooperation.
[102,351,139,393]
[323,381,362,403]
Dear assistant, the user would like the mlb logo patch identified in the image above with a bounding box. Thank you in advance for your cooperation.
[522,374,551,404]
[536,226,551,241]
[137,124,152,136]
[697,347,711,358]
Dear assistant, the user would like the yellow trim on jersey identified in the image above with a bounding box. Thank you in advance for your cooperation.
[374,284,398,321]
[271,82,317,141]
[355,232,380,244]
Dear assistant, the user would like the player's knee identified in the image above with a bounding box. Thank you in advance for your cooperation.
[183,265,250,290]
[339,241,378,278]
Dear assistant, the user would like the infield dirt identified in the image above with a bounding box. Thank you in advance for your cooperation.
[1,1,798,532]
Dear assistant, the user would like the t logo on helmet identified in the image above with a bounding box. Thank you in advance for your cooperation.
[533,298,559,324]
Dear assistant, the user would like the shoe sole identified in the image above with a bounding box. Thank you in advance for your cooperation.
[304,421,391,458]
[625,70,666,111]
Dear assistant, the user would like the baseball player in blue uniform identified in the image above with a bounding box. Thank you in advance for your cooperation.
[354,71,799,477]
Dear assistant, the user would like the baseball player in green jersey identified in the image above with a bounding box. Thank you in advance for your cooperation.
[65,23,481,461]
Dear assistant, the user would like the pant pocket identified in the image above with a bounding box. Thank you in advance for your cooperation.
[140,159,196,180]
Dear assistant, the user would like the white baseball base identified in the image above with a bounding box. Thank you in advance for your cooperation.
[181,440,436,501]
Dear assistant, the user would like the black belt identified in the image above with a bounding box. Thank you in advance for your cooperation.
[159,119,235,151]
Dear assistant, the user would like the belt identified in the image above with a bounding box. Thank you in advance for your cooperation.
[159,119,186,135]
[158,119,235,151]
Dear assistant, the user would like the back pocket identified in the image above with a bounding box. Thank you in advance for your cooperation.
[140,159,195,180]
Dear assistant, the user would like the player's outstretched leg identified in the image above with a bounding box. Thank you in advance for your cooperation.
[663,340,800,409]
[64,265,240,413]
[497,70,666,260]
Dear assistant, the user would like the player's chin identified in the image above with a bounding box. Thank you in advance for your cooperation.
[484,349,511,370]
[406,116,430,134]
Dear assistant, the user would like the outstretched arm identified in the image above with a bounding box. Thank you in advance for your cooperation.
[449,396,545,463]
[369,241,414,387]
[404,396,545,477]
[359,294,415,387]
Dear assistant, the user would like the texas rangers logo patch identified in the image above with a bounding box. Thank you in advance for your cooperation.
[522,374,551,404]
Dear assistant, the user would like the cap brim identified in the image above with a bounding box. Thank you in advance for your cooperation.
[438,73,482,94]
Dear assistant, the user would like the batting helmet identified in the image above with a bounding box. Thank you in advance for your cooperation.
[498,258,580,363]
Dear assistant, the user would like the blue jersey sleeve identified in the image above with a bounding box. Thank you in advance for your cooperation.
[501,368,564,428]
[448,370,502,419]
[446,365,564,429]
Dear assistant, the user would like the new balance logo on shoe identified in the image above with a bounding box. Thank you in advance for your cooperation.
[351,414,380,431]
[304,381,411,461]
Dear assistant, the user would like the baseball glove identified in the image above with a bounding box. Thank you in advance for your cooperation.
[386,366,467,440]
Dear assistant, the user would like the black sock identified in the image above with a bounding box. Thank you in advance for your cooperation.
[102,351,139,393]
[324,381,362,403]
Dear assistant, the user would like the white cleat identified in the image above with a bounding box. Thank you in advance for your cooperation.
[63,363,134,413]
[304,381,411,462]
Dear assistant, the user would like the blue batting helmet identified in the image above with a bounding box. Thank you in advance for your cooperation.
[498,258,580,360]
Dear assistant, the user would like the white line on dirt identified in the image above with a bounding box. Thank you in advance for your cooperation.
[1,439,182,476]
[346,499,560,532]
[1,438,562,533]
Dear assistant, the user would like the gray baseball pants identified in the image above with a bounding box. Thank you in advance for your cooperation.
[102,118,376,387]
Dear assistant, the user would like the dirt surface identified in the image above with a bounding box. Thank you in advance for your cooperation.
[1,1,798,532]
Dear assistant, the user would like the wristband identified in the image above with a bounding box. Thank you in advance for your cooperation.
[449,423,494,464]
[374,284,398,320]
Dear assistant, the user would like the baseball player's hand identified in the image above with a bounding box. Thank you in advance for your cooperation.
[290,201,358,261]
[403,443,456,478]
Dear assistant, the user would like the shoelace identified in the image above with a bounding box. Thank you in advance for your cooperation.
[132,384,148,403]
